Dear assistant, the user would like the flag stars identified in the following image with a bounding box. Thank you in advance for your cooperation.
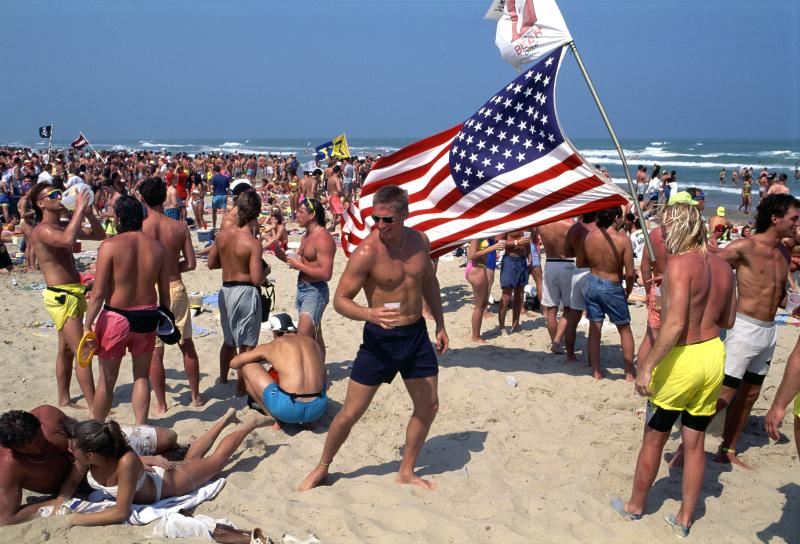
[493,113,503,123]
[516,152,526,162]
[502,149,512,159]
[523,138,533,149]
[496,161,505,171]
[514,102,524,112]
[469,153,478,162]
[545,56,554,67]
[454,163,462,172]
[485,126,495,136]
[526,106,535,116]
[483,108,492,118]
[504,116,515,126]
[459,149,466,159]
[465,167,473,176]
[498,131,507,141]
[477,170,485,179]
[474,121,483,131]
[510,135,520,145]
[534,72,542,82]
[536,142,545,152]
[518,120,527,131]
[466,135,474,145]
[512,84,522,94]
[524,88,533,98]
[503,98,513,108]
[476,140,486,150]
[543,76,551,86]
[489,145,499,155]
[541,114,548,125]
[548,133,555,143]
[482,157,493,166]
[506,83,515,91]
[524,70,533,79]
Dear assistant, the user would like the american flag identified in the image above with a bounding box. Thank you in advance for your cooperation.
[341,45,629,257]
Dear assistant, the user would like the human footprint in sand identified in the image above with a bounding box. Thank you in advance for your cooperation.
[50,408,270,526]
[299,185,448,492]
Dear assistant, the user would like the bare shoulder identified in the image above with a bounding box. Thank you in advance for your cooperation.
[31,404,67,423]
[350,231,381,264]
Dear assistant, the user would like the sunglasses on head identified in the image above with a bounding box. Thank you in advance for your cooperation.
[39,189,62,201]
[371,215,395,224]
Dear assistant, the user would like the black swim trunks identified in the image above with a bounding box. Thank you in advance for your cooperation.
[350,318,438,386]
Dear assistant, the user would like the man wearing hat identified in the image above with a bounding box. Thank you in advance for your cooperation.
[767,173,790,195]
[709,206,726,235]
[231,313,328,427]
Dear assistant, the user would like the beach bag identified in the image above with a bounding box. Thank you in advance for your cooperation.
[260,281,275,323]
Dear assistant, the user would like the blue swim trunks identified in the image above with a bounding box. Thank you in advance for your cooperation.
[295,281,329,327]
[584,274,631,325]
[262,383,327,424]
[211,194,227,210]
[486,238,497,271]
[351,318,438,386]
[500,254,528,289]
[164,208,180,220]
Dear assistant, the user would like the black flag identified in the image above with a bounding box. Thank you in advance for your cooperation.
[39,125,53,139]
[71,133,89,150]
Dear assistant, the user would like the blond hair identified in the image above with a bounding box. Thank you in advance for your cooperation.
[661,203,707,255]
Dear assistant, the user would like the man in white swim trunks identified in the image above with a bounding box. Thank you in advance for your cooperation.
[713,194,799,468]
[535,219,576,354]
[563,212,597,361]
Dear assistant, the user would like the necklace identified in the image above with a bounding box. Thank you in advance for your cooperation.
[383,232,407,252]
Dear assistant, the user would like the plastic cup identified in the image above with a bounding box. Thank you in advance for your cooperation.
[786,292,800,314]
[384,302,401,309]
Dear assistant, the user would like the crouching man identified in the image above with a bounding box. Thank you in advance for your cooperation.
[231,313,328,428]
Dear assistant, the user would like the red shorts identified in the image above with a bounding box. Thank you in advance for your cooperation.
[95,304,157,360]
[329,195,344,215]
[647,288,661,329]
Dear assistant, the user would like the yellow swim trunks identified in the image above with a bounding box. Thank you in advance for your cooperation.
[794,394,800,418]
[155,280,191,347]
[43,283,88,331]
[649,337,725,417]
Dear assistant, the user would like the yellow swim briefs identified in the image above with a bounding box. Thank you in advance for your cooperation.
[794,394,800,418]
[155,280,191,347]
[43,283,87,331]
[649,337,725,417]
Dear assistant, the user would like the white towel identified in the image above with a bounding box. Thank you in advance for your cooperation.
[38,478,226,525]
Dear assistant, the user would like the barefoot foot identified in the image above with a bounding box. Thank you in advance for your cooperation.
[471,336,488,344]
[59,400,87,410]
[550,342,565,354]
[625,372,635,382]
[592,370,606,380]
[192,394,208,408]
[396,472,437,491]
[242,412,272,430]
[565,352,578,362]
[152,403,169,416]
[715,448,753,469]
[298,464,329,491]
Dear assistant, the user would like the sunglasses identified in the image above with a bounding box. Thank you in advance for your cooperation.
[371,215,395,224]
[301,198,316,215]
[39,189,62,201]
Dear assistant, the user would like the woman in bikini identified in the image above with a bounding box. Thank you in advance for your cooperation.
[465,238,505,343]
[287,167,300,222]
[739,174,752,214]
[49,408,269,526]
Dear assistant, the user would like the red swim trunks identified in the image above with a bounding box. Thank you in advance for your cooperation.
[329,195,344,215]
[647,288,661,329]
[94,304,158,360]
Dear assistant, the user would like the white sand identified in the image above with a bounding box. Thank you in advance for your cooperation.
[1,232,798,543]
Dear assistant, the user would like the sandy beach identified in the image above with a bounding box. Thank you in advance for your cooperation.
[1,230,798,544]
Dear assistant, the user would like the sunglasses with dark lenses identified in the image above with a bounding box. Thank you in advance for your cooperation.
[39,189,62,201]
[371,215,395,224]
[302,198,316,215]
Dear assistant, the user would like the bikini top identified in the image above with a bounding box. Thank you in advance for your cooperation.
[86,468,147,498]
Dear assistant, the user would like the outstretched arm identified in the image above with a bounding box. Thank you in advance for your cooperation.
[765,335,800,440]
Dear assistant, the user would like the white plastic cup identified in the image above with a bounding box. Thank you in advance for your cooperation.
[61,183,94,211]
[383,302,401,309]
[505,375,518,387]
[285,250,298,260]
[786,293,800,314]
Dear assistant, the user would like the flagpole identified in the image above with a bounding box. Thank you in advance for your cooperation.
[566,41,655,262]
[48,123,53,160]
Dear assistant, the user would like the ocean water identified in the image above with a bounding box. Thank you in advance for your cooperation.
[3,136,797,212]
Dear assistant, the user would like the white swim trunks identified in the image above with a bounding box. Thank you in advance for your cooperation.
[541,259,576,308]
[569,267,590,311]
[120,425,157,456]
[723,312,776,387]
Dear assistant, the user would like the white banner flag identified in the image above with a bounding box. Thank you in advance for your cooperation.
[493,0,572,68]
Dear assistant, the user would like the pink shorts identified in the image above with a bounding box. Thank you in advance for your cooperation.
[95,304,157,360]
[329,195,344,215]
[647,288,661,329]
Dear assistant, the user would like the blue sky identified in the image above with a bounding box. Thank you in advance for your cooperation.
[1,0,798,141]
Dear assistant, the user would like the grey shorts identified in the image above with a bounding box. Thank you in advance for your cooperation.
[120,425,157,456]
[219,282,261,347]
[295,281,329,327]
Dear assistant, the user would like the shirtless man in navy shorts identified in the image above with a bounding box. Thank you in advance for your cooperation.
[299,185,448,491]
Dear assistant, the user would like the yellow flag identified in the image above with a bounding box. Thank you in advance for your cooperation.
[331,134,350,159]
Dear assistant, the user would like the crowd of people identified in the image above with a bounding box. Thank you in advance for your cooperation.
[1,145,799,539]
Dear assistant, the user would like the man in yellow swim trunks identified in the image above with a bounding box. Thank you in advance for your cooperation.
[29,182,106,408]
[613,203,737,537]
[765,332,800,460]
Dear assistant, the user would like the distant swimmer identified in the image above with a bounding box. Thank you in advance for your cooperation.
[299,185,448,492]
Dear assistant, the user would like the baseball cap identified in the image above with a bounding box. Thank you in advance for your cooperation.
[230,179,252,196]
[267,313,297,333]
[667,191,698,206]
[716,206,725,217]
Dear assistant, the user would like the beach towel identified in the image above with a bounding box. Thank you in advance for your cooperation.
[38,478,225,525]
